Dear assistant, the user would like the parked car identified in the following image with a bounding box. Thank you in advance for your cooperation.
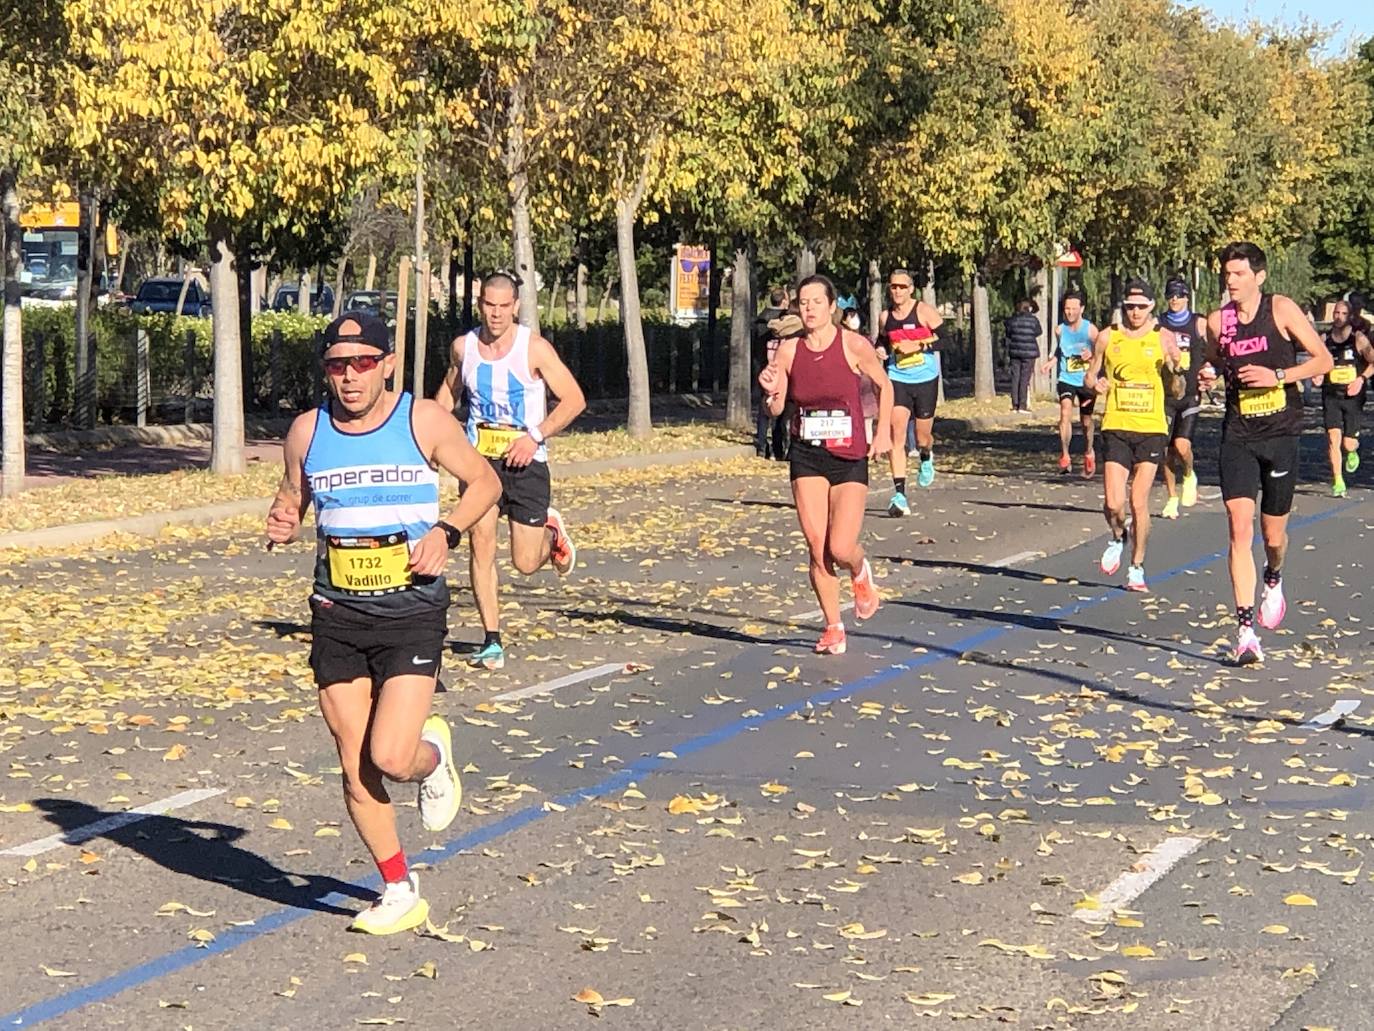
[342,290,400,324]
[127,277,212,317]
[272,283,336,315]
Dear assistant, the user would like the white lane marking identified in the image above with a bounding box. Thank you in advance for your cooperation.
[1073,835,1205,924]
[0,787,225,858]
[1302,699,1360,730]
[991,550,1044,568]
[491,662,625,702]
[790,601,854,624]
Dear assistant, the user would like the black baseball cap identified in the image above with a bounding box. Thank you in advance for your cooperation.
[1164,277,1190,299]
[322,313,392,354]
[1122,278,1155,304]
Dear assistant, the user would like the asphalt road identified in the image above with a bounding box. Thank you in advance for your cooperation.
[2,424,1372,1030]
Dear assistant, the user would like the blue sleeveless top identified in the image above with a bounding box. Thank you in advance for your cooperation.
[1057,320,1094,386]
[303,392,449,616]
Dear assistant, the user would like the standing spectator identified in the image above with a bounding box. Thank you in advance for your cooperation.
[1005,298,1042,413]
[755,286,796,459]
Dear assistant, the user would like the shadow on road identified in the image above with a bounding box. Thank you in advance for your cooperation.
[881,555,1115,591]
[30,799,373,916]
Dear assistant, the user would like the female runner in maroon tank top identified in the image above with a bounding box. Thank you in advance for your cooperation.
[758,275,894,655]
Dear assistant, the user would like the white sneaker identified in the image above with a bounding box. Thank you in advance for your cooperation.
[1258,578,1286,630]
[350,872,429,935]
[1100,537,1125,576]
[419,715,462,833]
[1233,627,1264,666]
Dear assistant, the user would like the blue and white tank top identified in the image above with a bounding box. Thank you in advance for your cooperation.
[1057,320,1094,386]
[303,392,448,615]
[461,326,548,463]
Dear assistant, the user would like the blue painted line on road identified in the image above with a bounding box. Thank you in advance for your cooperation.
[4,497,1360,1027]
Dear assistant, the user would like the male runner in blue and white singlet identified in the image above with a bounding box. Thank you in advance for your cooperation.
[267,313,501,935]
[436,272,586,670]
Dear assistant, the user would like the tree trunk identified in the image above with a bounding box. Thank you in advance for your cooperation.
[114,232,130,294]
[438,239,452,318]
[462,224,474,331]
[545,270,561,325]
[297,269,312,315]
[922,259,937,307]
[616,194,651,437]
[332,255,347,317]
[1032,263,1051,400]
[238,254,254,409]
[1,169,25,496]
[973,269,995,402]
[364,249,377,292]
[575,260,589,329]
[413,258,430,398]
[867,259,882,340]
[726,235,753,430]
[596,271,617,323]
[1110,270,1123,327]
[208,232,246,475]
[505,79,541,335]
[73,194,95,428]
[448,235,461,330]
[796,240,818,280]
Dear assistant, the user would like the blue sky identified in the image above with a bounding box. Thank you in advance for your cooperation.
[1197,0,1372,52]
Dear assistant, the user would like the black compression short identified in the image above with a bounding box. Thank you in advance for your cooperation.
[1219,434,1299,517]
[309,599,447,688]
[893,379,939,421]
[1101,429,1166,468]
[1323,394,1362,438]
[788,440,869,487]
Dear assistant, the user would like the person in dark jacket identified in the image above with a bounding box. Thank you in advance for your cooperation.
[755,286,793,458]
[1005,299,1042,413]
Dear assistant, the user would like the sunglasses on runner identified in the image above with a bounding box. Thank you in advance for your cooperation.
[888,282,913,290]
[1122,302,1152,311]
[323,354,384,375]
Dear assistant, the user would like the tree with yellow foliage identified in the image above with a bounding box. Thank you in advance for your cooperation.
[56,0,423,473]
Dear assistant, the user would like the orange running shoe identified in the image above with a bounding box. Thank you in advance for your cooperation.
[852,559,880,620]
[815,624,847,655]
[545,507,576,576]
[1057,453,1071,474]
[1082,452,1096,479]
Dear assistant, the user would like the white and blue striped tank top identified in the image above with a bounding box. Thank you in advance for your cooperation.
[461,326,548,463]
[303,392,448,615]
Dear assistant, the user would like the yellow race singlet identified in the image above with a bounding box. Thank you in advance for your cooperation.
[1101,328,1169,435]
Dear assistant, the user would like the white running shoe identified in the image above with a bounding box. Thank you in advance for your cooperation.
[350,872,429,935]
[1258,578,1286,630]
[1100,537,1125,576]
[419,716,462,833]
[1233,627,1264,666]
[1124,564,1147,592]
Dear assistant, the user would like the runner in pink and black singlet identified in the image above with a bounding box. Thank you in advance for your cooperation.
[1198,241,1332,666]
[759,275,894,655]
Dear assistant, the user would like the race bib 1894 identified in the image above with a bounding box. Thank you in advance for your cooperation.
[475,422,526,459]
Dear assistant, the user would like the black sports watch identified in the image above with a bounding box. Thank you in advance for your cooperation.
[436,520,462,549]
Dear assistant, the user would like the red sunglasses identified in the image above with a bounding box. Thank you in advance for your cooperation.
[323,354,384,375]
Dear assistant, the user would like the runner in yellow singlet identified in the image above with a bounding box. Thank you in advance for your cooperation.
[1084,278,1185,592]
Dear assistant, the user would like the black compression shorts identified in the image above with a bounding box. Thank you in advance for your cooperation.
[893,379,939,421]
[788,440,869,487]
[1323,394,1362,438]
[310,599,447,688]
[1219,435,1299,517]
[1101,429,1166,468]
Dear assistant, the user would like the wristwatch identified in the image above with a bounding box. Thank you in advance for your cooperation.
[436,520,462,549]
[1275,368,1286,383]
[528,425,546,445]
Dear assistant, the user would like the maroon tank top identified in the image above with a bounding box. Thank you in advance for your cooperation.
[788,329,868,460]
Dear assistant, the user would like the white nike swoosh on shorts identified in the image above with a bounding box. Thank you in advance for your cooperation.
[412,656,433,665]
[1269,470,1290,478]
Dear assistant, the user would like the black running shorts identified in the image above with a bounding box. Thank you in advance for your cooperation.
[1323,394,1362,439]
[893,379,939,421]
[486,457,552,526]
[1101,429,1166,468]
[1165,399,1200,443]
[1219,434,1299,517]
[789,440,869,487]
[309,599,447,688]
[1056,379,1097,415]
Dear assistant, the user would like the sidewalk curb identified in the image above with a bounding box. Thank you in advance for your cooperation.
[27,418,294,451]
[0,444,757,552]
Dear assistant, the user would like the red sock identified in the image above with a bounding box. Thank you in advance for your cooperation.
[377,850,408,884]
